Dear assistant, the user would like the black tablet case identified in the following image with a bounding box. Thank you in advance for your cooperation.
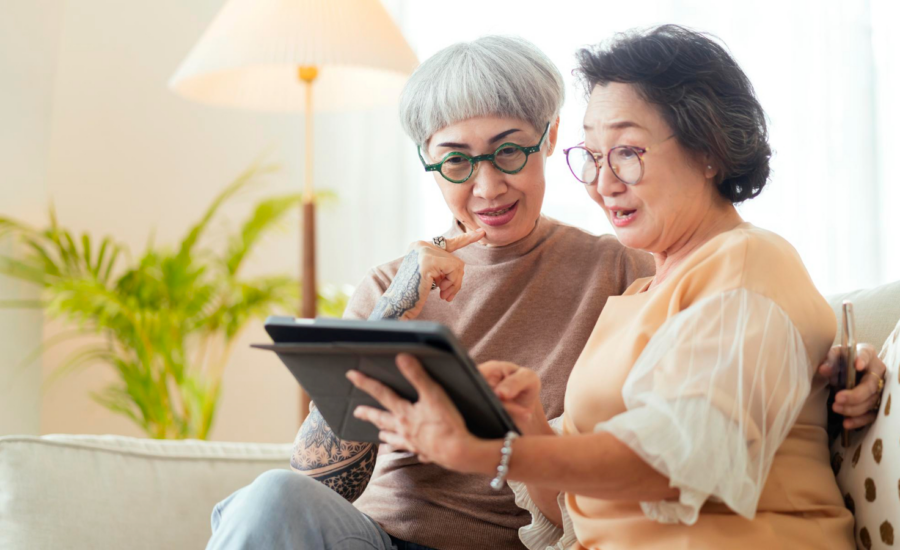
[253,316,519,443]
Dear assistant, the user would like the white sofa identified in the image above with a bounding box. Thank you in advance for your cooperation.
[2,281,899,550]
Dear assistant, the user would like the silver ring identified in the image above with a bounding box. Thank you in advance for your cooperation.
[431,236,446,290]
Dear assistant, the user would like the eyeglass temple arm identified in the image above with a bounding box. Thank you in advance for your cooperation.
[417,146,441,172]
[521,122,551,154]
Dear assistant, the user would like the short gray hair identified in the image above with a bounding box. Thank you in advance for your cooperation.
[399,36,565,146]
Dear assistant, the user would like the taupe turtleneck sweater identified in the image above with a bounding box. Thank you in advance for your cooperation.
[346,216,655,550]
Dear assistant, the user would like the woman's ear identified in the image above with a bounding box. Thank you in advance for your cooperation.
[546,116,561,157]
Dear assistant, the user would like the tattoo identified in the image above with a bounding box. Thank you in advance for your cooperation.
[369,249,422,320]
[290,405,377,502]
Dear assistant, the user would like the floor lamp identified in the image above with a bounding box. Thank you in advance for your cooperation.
[168,0,417,422]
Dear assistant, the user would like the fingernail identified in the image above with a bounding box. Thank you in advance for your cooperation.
[833,404,843,413]
[353,407,362,417]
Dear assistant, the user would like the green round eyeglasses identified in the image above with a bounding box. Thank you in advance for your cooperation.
[418,122,550,184]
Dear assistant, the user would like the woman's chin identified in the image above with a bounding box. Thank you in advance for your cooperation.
[479,224,530,246]
[612,227,650,251]
[480,226,523,247]
[476,215,536,246]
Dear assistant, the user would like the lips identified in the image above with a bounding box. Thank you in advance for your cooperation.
[609,208,637,228]
[476,201,519,227]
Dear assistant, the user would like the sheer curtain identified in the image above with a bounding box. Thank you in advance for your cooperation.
[383,0,898,296]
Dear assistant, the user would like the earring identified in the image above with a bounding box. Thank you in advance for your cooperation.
[707,165,713,170]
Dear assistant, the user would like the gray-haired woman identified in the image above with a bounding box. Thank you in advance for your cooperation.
[206,35,884,550]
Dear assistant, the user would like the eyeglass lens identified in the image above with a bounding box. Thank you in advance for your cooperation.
[439,145,528,182]
[566,146,643,185]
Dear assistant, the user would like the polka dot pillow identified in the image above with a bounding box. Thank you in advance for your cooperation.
[832,319,900,549]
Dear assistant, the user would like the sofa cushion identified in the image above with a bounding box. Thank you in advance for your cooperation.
[827,279,900,349]
[0,434,291,550]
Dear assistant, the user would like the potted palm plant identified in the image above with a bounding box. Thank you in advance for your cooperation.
[0,162,348,439]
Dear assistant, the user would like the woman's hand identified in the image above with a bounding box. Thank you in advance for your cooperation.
[368,229,486,321]
[347,353,477,470]
[479,361,552,436]
[818,343,888,429]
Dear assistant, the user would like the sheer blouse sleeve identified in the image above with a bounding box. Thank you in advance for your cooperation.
[509,417,578,550]
[594,288,814,524]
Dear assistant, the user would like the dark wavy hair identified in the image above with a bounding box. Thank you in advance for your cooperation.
[575,25,771,203]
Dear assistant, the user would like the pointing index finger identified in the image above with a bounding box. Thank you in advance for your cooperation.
[443,229,486,253]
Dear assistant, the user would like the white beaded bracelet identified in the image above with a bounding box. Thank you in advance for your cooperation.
[490,431,519,490]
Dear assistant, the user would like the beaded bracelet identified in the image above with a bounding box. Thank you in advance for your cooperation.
[490,431,519,490]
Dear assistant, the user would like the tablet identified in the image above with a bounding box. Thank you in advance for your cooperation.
[252,316,519,443]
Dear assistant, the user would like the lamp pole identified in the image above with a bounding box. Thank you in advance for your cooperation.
[168,0,419,429]
[298,66,318,419]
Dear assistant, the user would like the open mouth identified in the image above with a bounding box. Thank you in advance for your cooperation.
[610,208,637,227]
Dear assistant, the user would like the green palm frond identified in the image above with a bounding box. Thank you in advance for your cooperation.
[177,159,278,263]
[0,253,50,285]
[0,217,32,238]
[224,194,301,275]
[1,211,127,286]
[317,283,352,319]
[1,163,350,440]
[22,236,63,279]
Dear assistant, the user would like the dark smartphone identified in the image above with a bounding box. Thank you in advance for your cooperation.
[841,300,857,447]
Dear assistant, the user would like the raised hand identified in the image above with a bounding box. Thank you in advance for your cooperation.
[478,361,550,436]
[347,353,474,469]
[369,229,486,321]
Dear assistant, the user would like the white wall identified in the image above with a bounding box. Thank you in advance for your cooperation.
[0,0,67,436]
[5,0,895,442]
[872,0,900,284]
[398,0,900,296]
[2,0,414,442]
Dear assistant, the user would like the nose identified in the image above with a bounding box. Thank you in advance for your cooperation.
[470,161,508,202]
[595,162,627,198]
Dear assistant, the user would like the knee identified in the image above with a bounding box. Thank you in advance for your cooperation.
[209,470,328,547]
[246,469,317,515]
[211,469,384,549]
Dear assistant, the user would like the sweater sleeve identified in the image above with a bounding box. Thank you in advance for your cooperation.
[342,267,392,320]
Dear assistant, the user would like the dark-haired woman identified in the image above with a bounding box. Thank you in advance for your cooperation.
[349,25,856,549]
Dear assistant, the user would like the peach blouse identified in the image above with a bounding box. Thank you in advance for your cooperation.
[514,224,855,549]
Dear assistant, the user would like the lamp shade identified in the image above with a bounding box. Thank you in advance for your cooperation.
[168,0,419,112]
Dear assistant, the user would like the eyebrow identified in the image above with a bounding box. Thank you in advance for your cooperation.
[436,128,521,149]
[583,120,647,132]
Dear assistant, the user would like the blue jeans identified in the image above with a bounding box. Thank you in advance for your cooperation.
[206,469,435,550]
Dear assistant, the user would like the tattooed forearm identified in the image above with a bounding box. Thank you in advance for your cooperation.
[369,249,422,320]
[290,404,377,502]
